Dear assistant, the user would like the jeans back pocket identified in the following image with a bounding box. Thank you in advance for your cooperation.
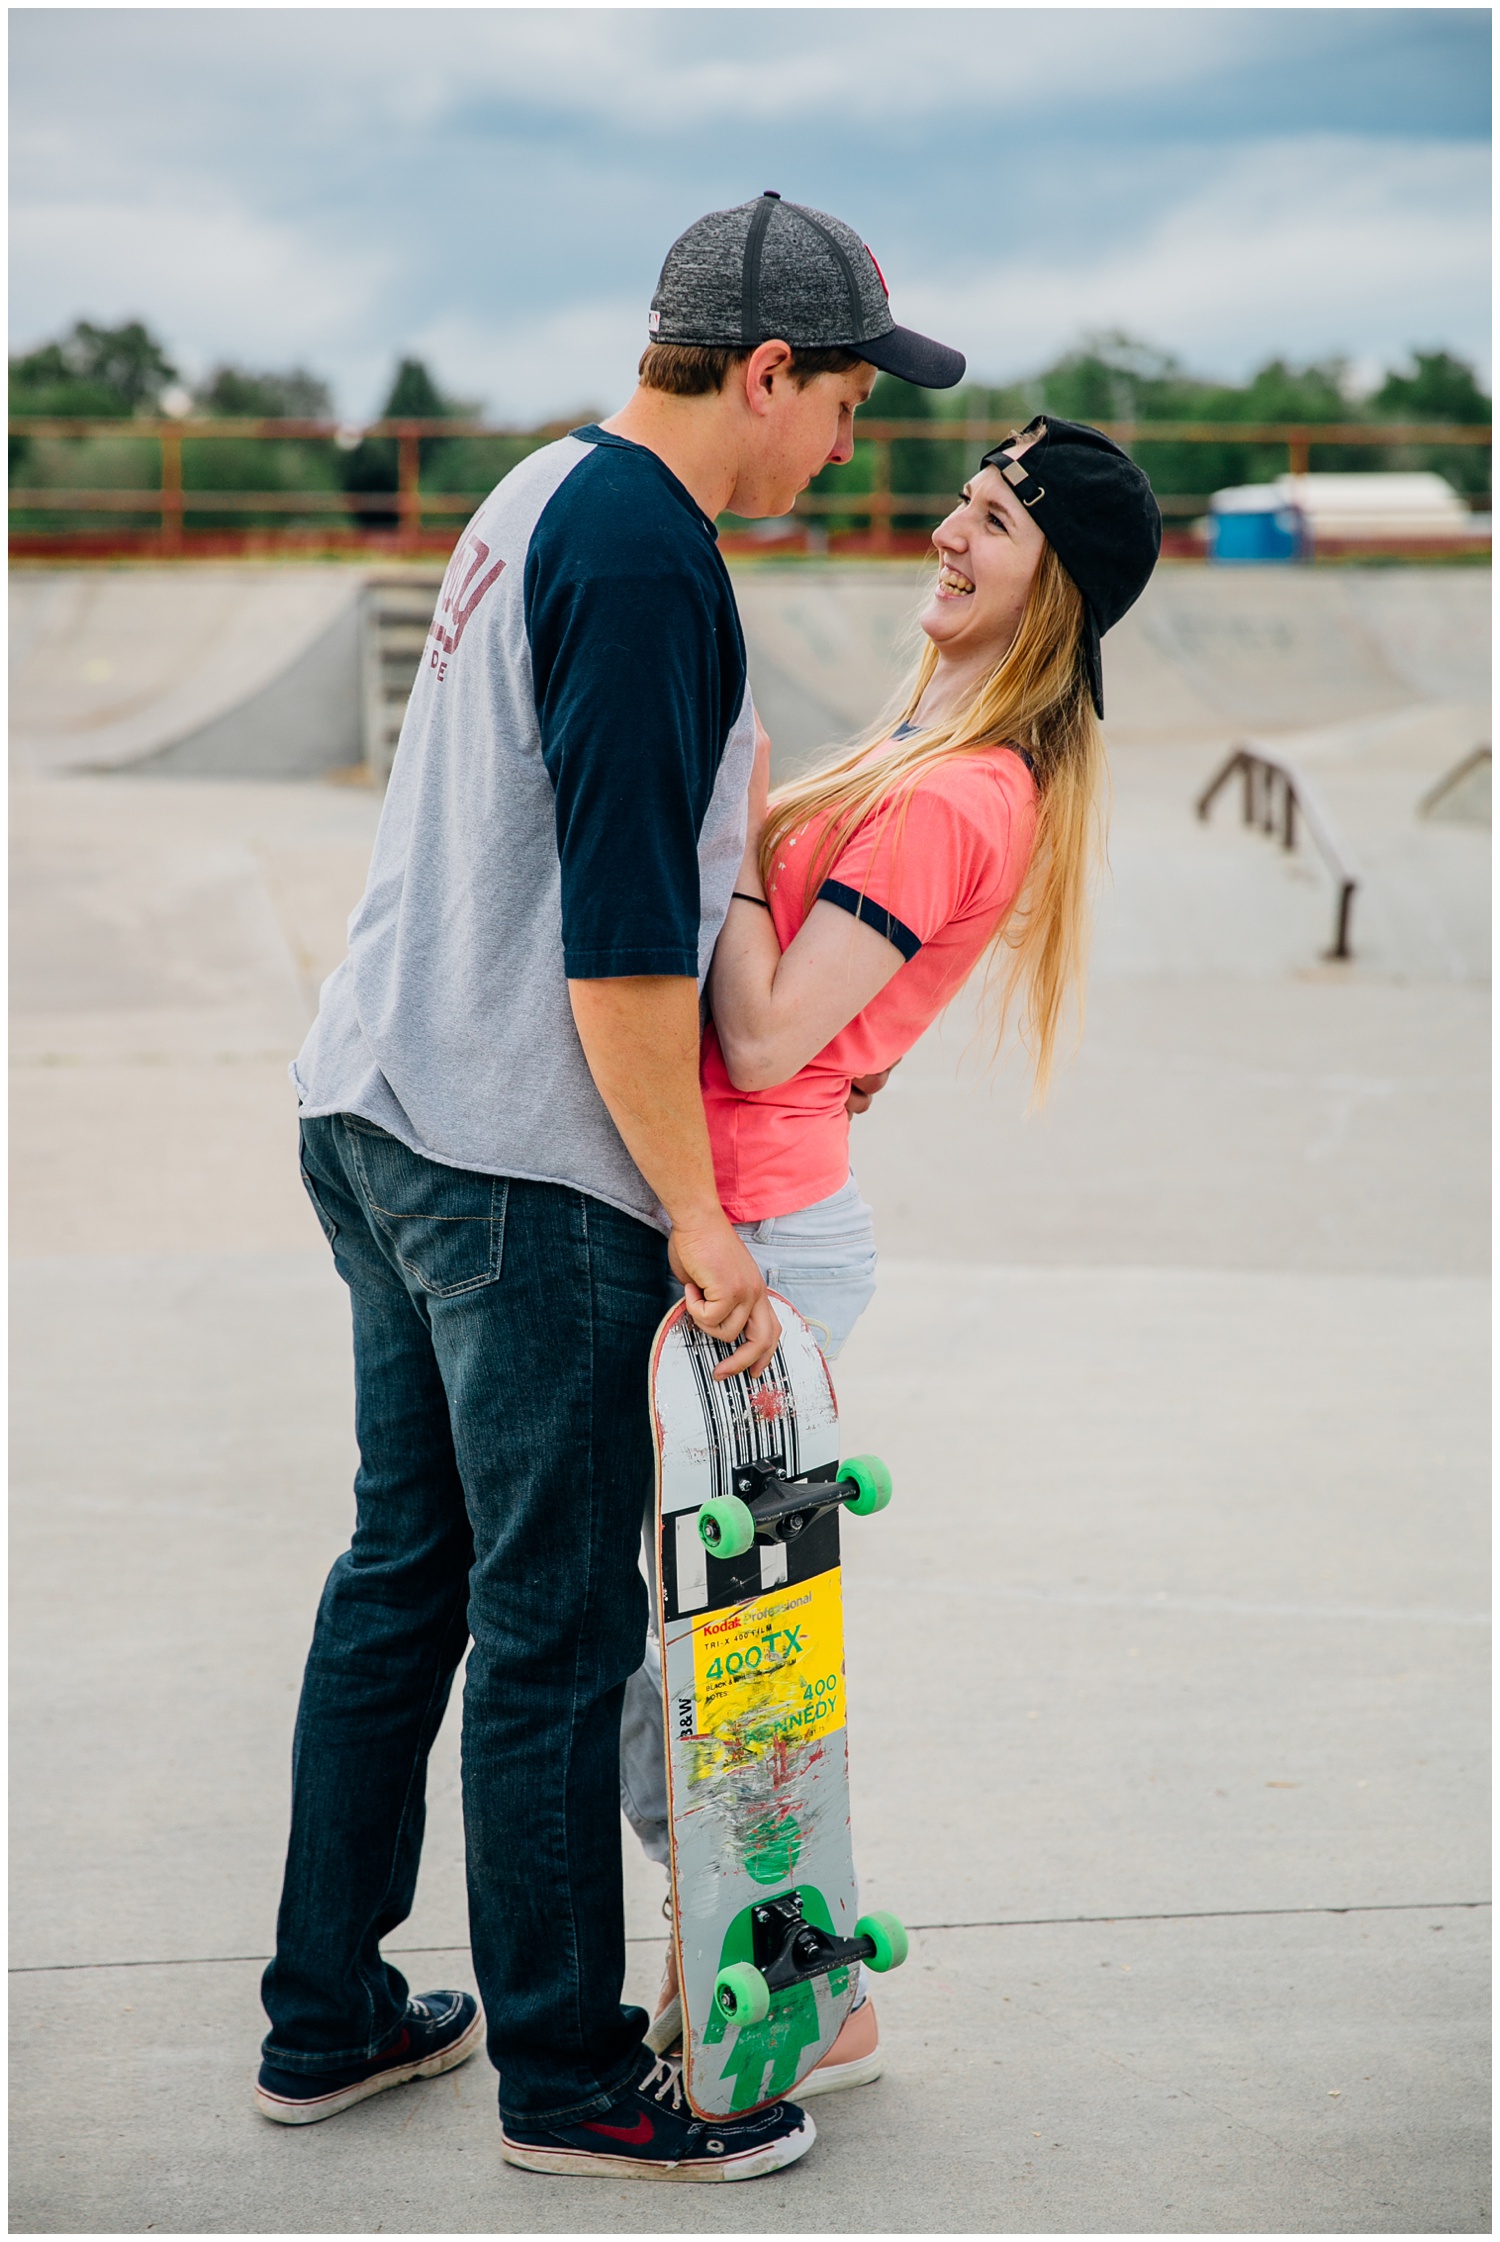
[343,1118,506,1297]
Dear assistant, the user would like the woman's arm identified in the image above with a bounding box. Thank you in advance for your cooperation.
[710,894,906,1093]
[713,717,906,1091]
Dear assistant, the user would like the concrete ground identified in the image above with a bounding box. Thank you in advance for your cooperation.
[10,615,1490,2229]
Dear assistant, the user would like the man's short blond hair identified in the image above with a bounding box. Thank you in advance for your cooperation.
[638,341,869,397]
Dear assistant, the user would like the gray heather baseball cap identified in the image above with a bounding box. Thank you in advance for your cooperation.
[649,190,965,389]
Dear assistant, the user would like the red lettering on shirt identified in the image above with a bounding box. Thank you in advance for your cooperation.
[429,533,506,663]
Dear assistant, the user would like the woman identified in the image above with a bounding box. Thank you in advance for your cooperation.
[621,414,1162,2088]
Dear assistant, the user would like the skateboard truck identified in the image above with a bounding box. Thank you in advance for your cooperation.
[750,1890,874,1989]
[712,1891,910,2025]
[697,1454,892,1558]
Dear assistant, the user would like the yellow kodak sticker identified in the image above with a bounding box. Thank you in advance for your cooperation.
[687,1569,845,1769]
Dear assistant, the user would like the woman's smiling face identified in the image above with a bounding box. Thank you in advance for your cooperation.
[918,453,1049,662]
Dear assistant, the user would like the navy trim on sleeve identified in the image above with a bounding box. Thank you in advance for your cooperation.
[818,880,922,961]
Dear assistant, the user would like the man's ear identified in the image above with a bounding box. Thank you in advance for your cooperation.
[742,338,796,418]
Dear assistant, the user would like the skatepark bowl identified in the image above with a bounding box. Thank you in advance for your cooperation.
[10,556,1490,2233]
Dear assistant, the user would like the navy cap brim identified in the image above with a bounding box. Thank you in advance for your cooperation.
[849,324,966,390]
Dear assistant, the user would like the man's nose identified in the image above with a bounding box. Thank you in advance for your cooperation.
[826,412,856,466]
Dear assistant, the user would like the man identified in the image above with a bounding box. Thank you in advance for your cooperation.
[256,191,963,2182]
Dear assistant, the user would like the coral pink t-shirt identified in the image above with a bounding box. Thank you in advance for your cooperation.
[701,741,1038,1221]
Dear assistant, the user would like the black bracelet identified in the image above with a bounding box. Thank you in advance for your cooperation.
[731,891,771,909]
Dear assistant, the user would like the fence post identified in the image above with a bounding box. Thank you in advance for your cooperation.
[1287,432,1310,476]
[398,428,421,552]
[160,427,183,555]
[869,438,892,555]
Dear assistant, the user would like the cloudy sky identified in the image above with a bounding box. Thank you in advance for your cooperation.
[9,7,1492,421]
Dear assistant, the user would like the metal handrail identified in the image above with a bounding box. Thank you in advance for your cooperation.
[1418,743,1492,820]
[9,413,1492,446]
[1197,743,1361,960]
[9,413,1491,559]
[6,487,481,514]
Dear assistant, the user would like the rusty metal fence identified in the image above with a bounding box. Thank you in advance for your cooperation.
[9,414,1492,561]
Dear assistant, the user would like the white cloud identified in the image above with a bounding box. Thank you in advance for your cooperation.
[17,9,1265,143]
[902,136,1493,384]
[373,8,1263,129]
[393,132,1493,417]
[10,194,393,391]
[8,18,1488,416]
[406,295,645,422]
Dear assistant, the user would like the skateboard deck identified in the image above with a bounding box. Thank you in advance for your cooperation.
[648,1292,901,2119]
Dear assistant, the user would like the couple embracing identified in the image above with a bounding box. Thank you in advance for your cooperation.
[255,192,1160,2183]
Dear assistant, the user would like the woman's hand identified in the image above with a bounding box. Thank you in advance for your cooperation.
[846,1067,893,1116]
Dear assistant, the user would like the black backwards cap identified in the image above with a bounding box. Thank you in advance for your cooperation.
[650,190,965,390]
[981,416,1162,717]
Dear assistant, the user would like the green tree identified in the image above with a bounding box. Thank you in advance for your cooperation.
[10,318,178,478]
[194,364,333,418]
[1370,351,1491,495]
[340,357,471,526]
[1002,335,1395,498]
[178,362,343,530]
[419,432,541,506]
[1372,349,1490,424]
[871,371,942,531]
[10,318,177,418]
[1033,332,1191,424]
[802,371,962,536]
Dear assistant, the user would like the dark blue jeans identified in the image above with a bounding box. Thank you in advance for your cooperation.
[261,1114,672,2123]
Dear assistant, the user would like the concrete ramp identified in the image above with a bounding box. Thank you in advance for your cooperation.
[1120,567,1490,735]
[728,560,1491,770]
[729,564,929,773]
[9,568,364,779]
[11,560,1489,788]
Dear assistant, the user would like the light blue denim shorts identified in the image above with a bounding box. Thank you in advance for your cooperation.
[713,1172,878,1362]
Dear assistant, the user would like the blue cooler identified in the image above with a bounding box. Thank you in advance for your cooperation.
[1209,487,1304,563]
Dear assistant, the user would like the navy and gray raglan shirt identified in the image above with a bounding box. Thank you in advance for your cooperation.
[292,427,755,1231]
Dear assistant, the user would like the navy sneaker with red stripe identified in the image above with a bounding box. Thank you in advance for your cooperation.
[501,2048,815,2182]
[255,1991,485,2124]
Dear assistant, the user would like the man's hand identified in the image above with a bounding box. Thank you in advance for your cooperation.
[669,1214,781,1381]
[567,975,780,1382]
[846,1067,893,1117]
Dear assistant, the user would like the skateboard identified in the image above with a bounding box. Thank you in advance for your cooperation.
[647,1291,907,2119]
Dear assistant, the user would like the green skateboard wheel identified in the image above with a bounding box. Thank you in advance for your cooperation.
[838,1454,892,1516]
[856,1910,909,1972]
[713,1960,771,2025]
[697,1494,756,1559]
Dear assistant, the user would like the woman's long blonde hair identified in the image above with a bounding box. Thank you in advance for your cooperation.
[759,543,1107,1100]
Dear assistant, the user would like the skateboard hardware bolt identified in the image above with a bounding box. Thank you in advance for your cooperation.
[705,1457,891,1552]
